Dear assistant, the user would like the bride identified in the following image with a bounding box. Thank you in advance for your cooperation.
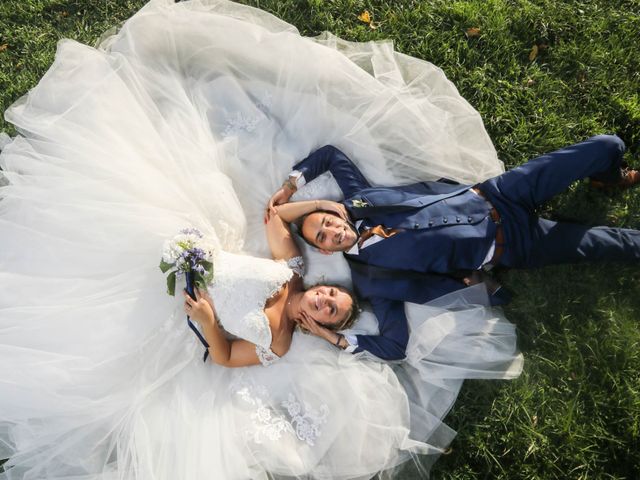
[0,0,522,478]
[185,206,359,367]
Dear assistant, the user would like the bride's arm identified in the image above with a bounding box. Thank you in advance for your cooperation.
[184,290,288,367]
[265,209,302,261]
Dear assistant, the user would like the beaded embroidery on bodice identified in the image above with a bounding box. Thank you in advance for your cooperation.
[207,251,303,365]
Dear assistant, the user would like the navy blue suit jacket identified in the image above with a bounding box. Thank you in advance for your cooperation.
[293,145,509,360]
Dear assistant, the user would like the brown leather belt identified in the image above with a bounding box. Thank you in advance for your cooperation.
[471,187,505,267]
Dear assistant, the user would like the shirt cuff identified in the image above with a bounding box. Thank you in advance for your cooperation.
[289,170,306,189]
[343,334,358,353]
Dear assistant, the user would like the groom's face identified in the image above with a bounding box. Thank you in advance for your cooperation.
[301,211,358,254]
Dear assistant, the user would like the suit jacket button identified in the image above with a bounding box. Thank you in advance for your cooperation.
[443,217,448,223]
[428,220,434,226]
[414,223,420,229]
[468,216,473,222]
[456,216,461,223]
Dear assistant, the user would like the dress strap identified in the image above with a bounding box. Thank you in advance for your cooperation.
[287,256,305,277]
[255,344,280,366]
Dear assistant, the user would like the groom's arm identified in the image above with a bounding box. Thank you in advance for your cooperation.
[291,145,372,197]
[269,146,373,208]
[298,297,408,361]
[348,283,506,361]
[351,298,408,361]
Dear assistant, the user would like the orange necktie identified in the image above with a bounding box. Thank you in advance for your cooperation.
[358,224,402,248]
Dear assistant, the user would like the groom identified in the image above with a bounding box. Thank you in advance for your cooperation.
[270,135,640,360]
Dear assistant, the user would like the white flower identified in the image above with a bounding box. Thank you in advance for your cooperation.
[161,240,180,263]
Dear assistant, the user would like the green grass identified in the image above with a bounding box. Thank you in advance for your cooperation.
[1,0,639,478]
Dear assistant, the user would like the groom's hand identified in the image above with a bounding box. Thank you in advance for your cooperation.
[463,270,501,294]
[298,311,334,343]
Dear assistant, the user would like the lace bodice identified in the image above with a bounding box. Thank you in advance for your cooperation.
[207,251,303,365]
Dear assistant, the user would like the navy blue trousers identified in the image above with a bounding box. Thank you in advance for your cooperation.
[479,135,640,268]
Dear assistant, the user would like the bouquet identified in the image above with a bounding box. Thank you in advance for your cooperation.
[160,228,215,361]
[159,228,215,296]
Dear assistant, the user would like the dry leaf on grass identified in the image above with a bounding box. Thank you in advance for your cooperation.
[0,44,8,52]
[358,11,371,24]
[465,27,481,38]
[357,10,379,29]
[529,44,539,61]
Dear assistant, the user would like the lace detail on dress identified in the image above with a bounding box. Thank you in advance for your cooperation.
[222,111,260,137]
[222,91,273,138]
[232,380,329,446]
[286,256,305,277]
[235,384,294,443]
[255,91,273,114]
[282,393,329,446]
[255,344,279,366]
[243,310,273,351]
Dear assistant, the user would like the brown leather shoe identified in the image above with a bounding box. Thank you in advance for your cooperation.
[590,168,640,191]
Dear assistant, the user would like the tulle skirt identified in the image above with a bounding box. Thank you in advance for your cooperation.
[0,0,520,478]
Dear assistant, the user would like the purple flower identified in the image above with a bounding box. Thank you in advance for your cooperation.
[180,227,204,238]
[194,264,206,274]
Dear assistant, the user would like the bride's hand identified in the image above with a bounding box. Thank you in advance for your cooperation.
[197,288,216,312]
[183,289,215,325]
[265,185,295,222]
[318,200,348,221]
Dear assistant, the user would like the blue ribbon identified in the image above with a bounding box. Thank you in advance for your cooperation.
[185,271,210,362]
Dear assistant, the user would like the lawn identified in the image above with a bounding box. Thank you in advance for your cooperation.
[1,1,639,479]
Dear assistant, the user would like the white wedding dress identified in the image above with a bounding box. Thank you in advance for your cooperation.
[207,250,296,365]
[0,1,522,478]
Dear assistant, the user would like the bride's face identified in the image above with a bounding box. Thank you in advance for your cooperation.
[300,285,353,327]
[301,212,358,253]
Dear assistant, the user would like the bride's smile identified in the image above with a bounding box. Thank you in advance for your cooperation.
[286,285,355,328]
[307,285,353,326]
